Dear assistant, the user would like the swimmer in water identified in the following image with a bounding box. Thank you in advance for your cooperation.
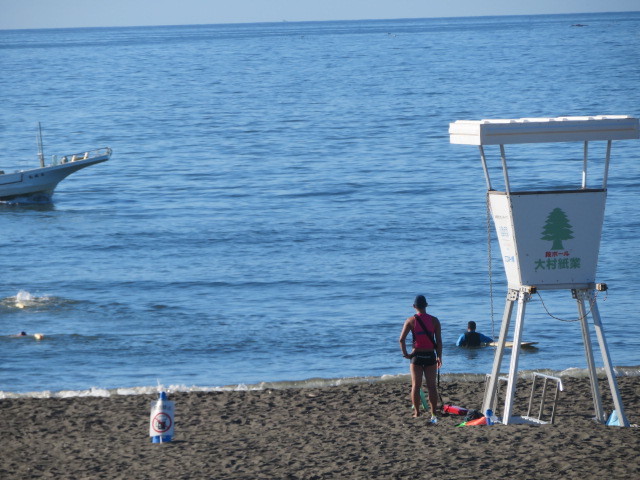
[8,331,44,340]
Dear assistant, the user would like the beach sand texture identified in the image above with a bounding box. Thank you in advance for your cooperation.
[2,377,640,479]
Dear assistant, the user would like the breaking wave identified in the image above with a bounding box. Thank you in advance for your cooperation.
[2,366,639,400]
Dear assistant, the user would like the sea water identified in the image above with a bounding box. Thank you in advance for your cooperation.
[1,12,640,398]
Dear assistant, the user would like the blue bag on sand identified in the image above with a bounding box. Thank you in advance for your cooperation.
[606,410,620,426]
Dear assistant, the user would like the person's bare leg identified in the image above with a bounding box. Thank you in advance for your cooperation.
[410,364,425,417]
[424,364,438,417]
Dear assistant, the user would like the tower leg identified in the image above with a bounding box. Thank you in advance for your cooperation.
[574,289,605,422]
[588,291,629,426]
[483,289,517,414]
[502,290,530,424]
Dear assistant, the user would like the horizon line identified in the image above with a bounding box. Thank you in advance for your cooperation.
[2,9,638,32]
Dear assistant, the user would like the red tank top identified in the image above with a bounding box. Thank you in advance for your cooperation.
[413,313,436,350]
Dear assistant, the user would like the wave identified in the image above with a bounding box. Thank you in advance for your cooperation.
[2,366,639,400]
[0,193,53,206]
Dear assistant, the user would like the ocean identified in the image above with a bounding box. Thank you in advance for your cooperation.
[1,12,639,398]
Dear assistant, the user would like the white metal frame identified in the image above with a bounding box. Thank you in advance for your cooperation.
[524,372,564,425]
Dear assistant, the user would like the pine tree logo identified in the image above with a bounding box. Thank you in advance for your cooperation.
[541,208,574,250]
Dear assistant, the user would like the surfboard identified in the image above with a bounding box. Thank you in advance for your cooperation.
[487,341,538,348]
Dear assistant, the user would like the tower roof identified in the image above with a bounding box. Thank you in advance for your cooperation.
[449,115,639,145]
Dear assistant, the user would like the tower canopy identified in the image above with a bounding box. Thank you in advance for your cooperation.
[449,115,639,146]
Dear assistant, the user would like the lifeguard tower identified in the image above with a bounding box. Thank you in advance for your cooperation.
[449,115,639,426]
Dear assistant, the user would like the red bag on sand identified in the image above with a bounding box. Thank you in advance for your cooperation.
[442,404,469,415]
[464,416,487,426]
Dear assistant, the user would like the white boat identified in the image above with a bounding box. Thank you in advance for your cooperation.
[0,124,111,202]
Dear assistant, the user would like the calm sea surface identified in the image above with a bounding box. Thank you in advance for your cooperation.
[1,12,640,397]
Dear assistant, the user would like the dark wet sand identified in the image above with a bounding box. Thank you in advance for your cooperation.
[2,376,640,479]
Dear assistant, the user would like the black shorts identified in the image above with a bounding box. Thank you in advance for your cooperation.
[411,351,437,366]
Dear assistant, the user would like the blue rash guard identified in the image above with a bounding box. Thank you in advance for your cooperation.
[456,332,493,347]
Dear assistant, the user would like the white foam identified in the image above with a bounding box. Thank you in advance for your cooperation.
[2,367,640,400]
[16,290,35,302]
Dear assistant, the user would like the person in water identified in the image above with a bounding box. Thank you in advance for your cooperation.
[399,294,442,422]
[8,331,44,340]
[456,321,493,347]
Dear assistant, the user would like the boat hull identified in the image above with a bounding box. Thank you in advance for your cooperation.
[0,153,109,201]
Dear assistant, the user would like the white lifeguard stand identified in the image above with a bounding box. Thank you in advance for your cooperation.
[449,115,639,426]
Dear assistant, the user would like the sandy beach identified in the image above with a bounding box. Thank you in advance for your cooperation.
[2,376,639,479]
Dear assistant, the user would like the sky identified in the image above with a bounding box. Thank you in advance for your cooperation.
[1,0,639,30]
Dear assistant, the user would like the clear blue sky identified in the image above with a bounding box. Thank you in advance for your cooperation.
[1,0,638,30]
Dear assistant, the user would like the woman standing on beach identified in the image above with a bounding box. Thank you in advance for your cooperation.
[399,295,443,422]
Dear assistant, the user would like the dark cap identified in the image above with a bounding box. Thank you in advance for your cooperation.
[413,295,428,309]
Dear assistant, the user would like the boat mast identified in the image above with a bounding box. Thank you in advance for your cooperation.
[37,122,45,167]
